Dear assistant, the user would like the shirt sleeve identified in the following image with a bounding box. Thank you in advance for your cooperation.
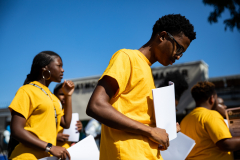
[99,50,131,97]
[8,87,32,120]
[205,111,232,144]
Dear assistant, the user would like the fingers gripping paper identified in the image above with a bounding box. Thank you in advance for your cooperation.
[39,135,99,160]
[161,132,196,160]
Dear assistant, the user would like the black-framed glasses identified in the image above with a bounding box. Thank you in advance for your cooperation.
[166,32,184,57]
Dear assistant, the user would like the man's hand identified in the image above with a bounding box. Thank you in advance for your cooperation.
[50,145,71,160]
[149,127,169,150]
[57,133,69,142]
[176,122,181,133]
[62,80,75,96]
[76,121,82,133]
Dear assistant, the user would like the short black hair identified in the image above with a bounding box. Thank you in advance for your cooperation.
[152,14,196,42]
[158,70,188,101]
[54,83,63,95]
[191,81,216,104]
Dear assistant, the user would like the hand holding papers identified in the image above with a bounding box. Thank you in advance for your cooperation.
[152,81,177,141]
[39,135,99,160]
[63,113,80,142]
[161,132,196,160]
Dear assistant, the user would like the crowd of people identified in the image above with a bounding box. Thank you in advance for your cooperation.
[6,13,239,160]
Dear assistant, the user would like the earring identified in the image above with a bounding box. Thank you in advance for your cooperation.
[42,70,51,80]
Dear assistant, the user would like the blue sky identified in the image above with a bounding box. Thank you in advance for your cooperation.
[0,0,239,108]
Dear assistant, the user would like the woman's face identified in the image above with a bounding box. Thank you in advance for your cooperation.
[47,56,64,83]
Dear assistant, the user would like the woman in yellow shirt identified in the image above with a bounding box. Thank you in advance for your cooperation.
[9,51,73,160]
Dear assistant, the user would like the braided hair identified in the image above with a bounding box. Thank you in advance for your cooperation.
[24,51,61,85]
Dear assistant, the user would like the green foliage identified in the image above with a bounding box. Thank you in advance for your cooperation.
[203,0,240,32]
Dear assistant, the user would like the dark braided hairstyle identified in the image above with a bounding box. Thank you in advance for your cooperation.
[158,70,188,101]
[191,81,216,104]
[24,51,61,85]
[151,14,196,42]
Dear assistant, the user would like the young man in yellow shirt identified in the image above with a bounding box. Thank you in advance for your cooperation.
[87,14,196,160]
[181,81,240,160]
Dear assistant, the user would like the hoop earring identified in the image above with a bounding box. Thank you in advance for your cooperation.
[42,70,51,80]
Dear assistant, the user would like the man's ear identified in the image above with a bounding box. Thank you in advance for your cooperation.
[158,31,167,42]
[209,95,215,105]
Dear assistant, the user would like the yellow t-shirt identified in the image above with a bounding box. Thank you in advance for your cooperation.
[9,81,63,160]
[99,49,163,160]
[56,126,72,149]
[180,107,233,160]
[56,109,71,149]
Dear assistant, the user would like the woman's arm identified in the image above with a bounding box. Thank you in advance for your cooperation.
[11,110,71,159]
[60,80,74,129]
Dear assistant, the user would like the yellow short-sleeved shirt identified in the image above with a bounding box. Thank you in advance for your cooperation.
[99,49,163,160]
[180,107,233,160]
[56,126,72,149]
[56,109,71,149]
[9,81,63,160]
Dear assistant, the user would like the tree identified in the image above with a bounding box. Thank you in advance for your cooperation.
[203,0,240,32]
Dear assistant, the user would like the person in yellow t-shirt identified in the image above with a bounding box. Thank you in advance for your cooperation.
[8,51,73,160]
[181,81,240,160]
[53,83,83,149]
[86,14,196,160]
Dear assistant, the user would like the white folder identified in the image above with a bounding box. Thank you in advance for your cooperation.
[161,132,195,160]
[152,81,177,141]
[39,135,99,160]
[63,113,80,142]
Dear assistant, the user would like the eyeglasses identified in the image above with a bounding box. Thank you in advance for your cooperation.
[166,32,184,57]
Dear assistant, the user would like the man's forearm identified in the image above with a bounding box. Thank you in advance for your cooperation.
[217,137,240,151]
[86,97,152,137]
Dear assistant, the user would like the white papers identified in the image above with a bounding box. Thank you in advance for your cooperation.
[152,82,177,141]
[161,132,195,160]
[224,119,229,128]
[39,135,99,160]
[63,113,80,142]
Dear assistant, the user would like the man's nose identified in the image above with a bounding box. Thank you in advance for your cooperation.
[176,55,181,60]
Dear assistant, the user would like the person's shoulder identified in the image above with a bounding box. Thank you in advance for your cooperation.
[183,107,206,121]
[208,110,223,118]
[181,111,193,125]
[110,49,138,62]
[52,94,60,102]
[17,84,32,93]
[114,49,135,56]
[201,109,224,124]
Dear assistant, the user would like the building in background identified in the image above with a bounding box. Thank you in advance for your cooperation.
[209,74,240,109]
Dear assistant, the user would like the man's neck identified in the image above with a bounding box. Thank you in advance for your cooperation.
[196,102,212,110]
[138,42,157,65]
